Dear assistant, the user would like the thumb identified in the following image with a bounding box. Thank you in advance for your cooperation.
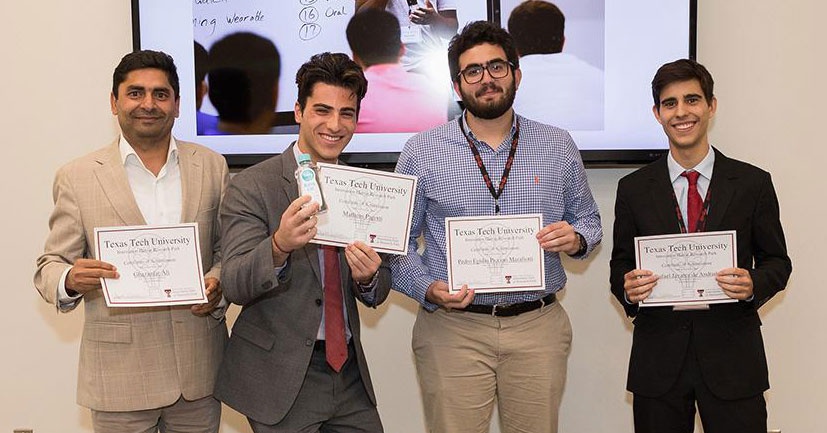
[425,0,433,8]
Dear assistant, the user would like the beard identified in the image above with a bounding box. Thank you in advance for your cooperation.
[460,78,516,120]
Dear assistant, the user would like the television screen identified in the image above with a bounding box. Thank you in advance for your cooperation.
[134,0,695,165]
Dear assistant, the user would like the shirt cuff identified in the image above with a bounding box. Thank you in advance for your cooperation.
[210,296,228,319]
[57,266,82,311]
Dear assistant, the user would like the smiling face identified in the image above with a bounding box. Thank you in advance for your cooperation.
[294,82,357,163]
[454,43,521,120]
[653,78,717,152]
[110,68,179,144]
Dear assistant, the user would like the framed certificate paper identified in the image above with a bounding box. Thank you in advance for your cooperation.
[311,163,417,255]
[445,214,545,294]
[94,223,207,307]
[635,230,738,307]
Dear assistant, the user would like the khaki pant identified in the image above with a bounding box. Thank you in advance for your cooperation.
[91,395,220,433]
[412,301,572,433]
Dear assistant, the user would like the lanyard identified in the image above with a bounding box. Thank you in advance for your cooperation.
[671,185,712,233]
[458,117,520,215]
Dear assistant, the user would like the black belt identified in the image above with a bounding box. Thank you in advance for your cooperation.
[459,293,556,317]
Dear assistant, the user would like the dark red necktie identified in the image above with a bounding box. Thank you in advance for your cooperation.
[681,171,703,233]
[322,245,347,372]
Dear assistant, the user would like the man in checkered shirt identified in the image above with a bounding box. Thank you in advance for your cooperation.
[390,21,602,433]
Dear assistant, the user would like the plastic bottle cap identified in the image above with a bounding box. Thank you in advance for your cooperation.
[298,153,312,164]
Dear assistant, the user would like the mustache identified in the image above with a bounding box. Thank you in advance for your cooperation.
[475,82,503,97]
[131,108,162,117]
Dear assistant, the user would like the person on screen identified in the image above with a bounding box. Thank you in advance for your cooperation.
[356,0,458,74]
[34,50,229,433]
[195,41,219,135]
[389,21,602,433]
[214,52,391,433]
[609,59,792,433]
[347,8,446,133]
[206,32,280,135]
[508,0,604,131]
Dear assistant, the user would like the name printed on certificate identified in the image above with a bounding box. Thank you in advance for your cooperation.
[94,223,207,307]
[446,214,545,294]
[635,230,738,307]
[312,163,417,255]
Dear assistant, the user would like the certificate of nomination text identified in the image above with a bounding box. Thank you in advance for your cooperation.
[635,230,738,307]
[446,214,545,294]
[311,163,417,255]
[94,223,207,307]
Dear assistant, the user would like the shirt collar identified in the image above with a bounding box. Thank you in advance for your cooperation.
[292,141,339,165]
[458,109,518,150]
[119,135,178,168]
[667,145,715,183]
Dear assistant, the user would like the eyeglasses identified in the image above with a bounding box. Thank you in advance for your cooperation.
[457,60,514,84]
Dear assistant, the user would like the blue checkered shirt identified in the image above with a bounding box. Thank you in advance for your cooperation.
[390,113,602,311]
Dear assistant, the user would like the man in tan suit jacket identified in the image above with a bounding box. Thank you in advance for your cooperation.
[34,50,229,433]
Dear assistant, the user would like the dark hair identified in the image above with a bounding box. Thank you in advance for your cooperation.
[208,32,281,123]
[112,50,180,100]
[448,21,520,83]
[296,52,368,112]
[652,59,715,109]
[194,41,209,84]
[346,8,401,67]
[508,1,565,56]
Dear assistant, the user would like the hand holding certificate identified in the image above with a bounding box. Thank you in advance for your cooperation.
[94,223,207,307]
[311,163,417,255]
[634,230,738,307]
[446,214,545,293]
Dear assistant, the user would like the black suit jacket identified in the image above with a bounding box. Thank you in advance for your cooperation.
[609,148,791,399]
[214,146,391,424]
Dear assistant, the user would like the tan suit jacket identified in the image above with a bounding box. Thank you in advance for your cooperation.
[34,139,229,412]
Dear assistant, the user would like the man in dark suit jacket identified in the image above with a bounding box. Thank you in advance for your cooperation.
[610,59,792,433]
[214,53,391,432]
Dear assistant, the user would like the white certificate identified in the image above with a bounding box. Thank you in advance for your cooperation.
[445,214,545,294]
[311,163,417,255]
[635,230,738,307]
[94,223,207,307]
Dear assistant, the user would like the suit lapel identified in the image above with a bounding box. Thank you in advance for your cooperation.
[178,141,203,223]
[281,144,323,286]
[704,148,736,231]
[647,157,682,233]
[93,141,146,226]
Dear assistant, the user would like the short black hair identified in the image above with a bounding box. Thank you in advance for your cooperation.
[208,32,281,123]
[652,59,715,109]
[347,8,401,67]
[508,1,565,56]
[194,41,209,84]
[296,52,368,112]
[448,21,520,84]
[112,50,180,100]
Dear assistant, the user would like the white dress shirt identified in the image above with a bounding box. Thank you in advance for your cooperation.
[57,136,182,307]
[667,145,715,227]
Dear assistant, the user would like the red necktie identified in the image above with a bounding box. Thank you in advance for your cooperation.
[322,245,347,372]
[681,171,703,233]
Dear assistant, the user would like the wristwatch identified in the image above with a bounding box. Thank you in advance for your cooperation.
[573,232,587,256]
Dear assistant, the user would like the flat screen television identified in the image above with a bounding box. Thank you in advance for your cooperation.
[133,0,696,166]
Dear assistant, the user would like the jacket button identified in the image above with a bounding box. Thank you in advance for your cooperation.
[315,298,322,306]
[305,339,313,346]
[261,281,272,290]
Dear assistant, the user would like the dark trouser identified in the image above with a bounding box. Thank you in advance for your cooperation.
[633,336,767,433]
[249,342,383,433]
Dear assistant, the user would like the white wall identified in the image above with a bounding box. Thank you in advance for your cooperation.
[2,1,824,432]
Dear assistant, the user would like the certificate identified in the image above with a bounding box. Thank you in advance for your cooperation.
[94,223,207,307]
[445,214,545,294]
[311,163,417,255]
[635,230,738,307]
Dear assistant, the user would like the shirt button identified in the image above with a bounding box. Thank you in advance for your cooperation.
[315,298,322,306]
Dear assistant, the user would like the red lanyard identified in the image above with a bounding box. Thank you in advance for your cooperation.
[458,118,520,215]
[671,186,712,233]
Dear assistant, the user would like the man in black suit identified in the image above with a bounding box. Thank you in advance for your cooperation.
[609,59,792,433]
[214,53,391,432]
